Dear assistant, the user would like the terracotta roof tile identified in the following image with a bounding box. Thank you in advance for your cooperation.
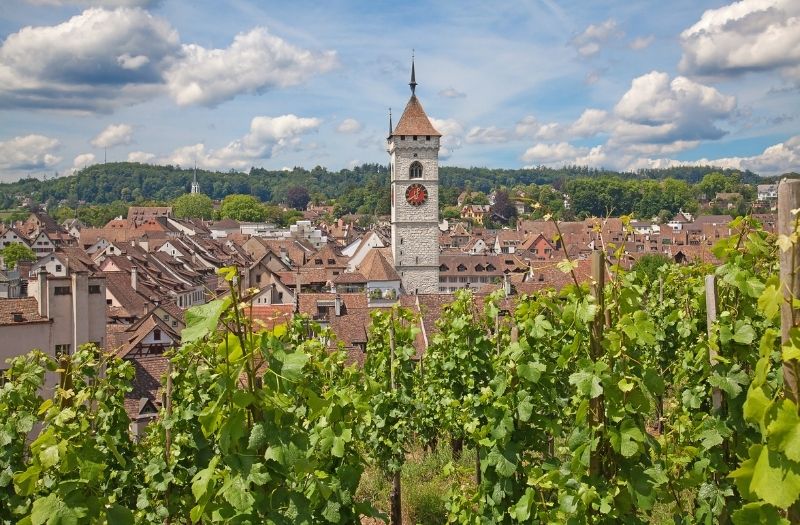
[391,95,441,137]
[0,297,48,325]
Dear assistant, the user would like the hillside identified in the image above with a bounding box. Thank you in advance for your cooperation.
[0,162,772,211]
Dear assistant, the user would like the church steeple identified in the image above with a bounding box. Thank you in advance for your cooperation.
[191,163,199,194]
[409,52,417,95]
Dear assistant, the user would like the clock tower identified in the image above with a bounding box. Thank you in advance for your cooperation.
[388,57,441,294]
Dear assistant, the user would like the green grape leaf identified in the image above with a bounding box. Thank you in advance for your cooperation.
[751,445,800,509]
[767,399,800,463]
[743,386,772,429]
[517,362,545,383]
[192,456,219,501]
[278,351,309,382]
[31,493,86,525]
[13,465,40,496]
[219,474,254,512]
[732,502,789,525]
[182,298,231,344]
[758,284,783,321]
[105,504,134,525]
[732,323,756,345]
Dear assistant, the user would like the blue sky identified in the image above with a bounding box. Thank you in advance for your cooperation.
[0,0,798,182]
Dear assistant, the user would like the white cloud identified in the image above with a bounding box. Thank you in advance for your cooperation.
[128,151,155,163]
[0,9,337,112]
[521,142,585,164]
[629,35,655,50]
[679,0,800,79]
[26,0,160,5]
[429,117,464,160]
[165,27,338,107]
[0,134,61,172]
[570,19,623,57]
[0,7,179,112]
[515,116,563,140]
[612,71,735,145]
[439,87,466,98]
[161,114,321,170]
[337,118,362,134]
[72,153,95,168]
[91,123,133,148]
[570,109,609,137]
[465,126,511,144]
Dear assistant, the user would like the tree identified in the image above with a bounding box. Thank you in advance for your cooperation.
[1,243,37,270]
[286,186,311,211]
[220,194,266,222]
[172,193,214,219]
[491,189,517,222]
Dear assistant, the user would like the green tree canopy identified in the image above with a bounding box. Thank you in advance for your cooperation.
[1,243,37,270]
[172,193,214,220]
[220,194,266,222]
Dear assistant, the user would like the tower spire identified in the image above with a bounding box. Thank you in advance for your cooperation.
[409,50,417,95]
[388,107,393,136]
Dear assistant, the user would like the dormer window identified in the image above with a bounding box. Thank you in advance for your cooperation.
[409,161,423,179]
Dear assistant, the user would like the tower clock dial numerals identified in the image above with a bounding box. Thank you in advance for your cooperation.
[405,183,428,206]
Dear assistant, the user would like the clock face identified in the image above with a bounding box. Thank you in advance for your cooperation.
[405,183,428,206]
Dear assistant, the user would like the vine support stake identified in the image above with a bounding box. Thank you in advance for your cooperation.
[705,275,724,413]
[388,312,402,525]
[778,178,800,404]
[589,249,605,480]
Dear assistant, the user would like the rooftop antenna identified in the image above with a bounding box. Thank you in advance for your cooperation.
[409,49,417,95]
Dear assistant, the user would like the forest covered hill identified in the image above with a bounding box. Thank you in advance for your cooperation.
[0,162,776,208]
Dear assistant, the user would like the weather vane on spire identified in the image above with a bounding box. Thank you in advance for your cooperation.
[409,50,417,95]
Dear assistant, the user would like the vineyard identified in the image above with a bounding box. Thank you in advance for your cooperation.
[3,207,800,523]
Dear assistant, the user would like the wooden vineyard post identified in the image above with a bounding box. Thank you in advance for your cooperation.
[589,250,605,479]
[778,179,800,522]
[388,313,402,525]
[705,275,724,414]
[778,179,800,404]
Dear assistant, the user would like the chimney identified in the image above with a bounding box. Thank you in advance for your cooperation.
[503,273,512,297]
[334,294,342,317]
[37,266,47,317]
[131,265,138,291]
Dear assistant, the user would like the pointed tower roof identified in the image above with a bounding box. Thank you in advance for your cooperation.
[392,95,441,137]
[391,56,441,138]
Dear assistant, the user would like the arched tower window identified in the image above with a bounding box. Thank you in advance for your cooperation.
[409,161,423,179]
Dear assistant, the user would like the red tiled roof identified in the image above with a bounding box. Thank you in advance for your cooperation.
[391,95,441,137]
[0,297,48,325]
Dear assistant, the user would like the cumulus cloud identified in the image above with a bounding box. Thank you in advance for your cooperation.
[515,116,563,140]
[611,71,736,146]
[0,8,337,112]
[570,19,623,57]
[570,109,609,137]
[0,7,179,112]
[26,0,161,5]
[679,0,800,79]
[465,126,511,144]
[337,118,362,134]
[439,87,466,98]
[429,117,464,159]
[521,142,585,164]
[0,134,61,172]
[518,71,746,171]
[629,35,655,50]
[165,27,337,107]
[128,151,155,163]
[161,114,321,170]
[91,123,133,148]
[72,153,96,168]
